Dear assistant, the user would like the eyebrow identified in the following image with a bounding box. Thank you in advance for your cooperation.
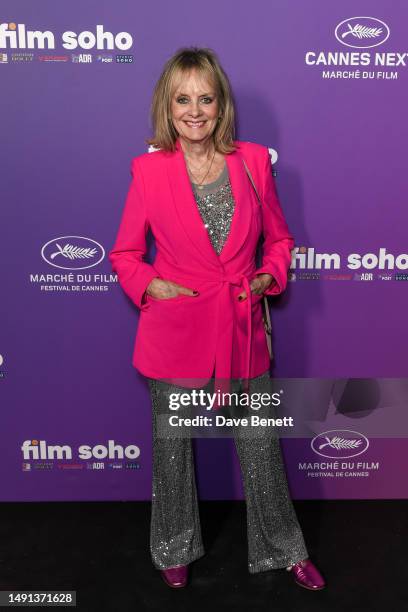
[176,92,215,97]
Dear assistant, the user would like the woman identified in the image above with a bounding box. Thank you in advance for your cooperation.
[109,47,325,590]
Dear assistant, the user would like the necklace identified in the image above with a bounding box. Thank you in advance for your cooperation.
[185,148,213,174]
[185,146,216,190]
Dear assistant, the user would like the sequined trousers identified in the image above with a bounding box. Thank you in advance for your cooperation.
[147,370,309,574]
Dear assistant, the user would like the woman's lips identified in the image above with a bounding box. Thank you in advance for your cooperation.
[185,121,205,128]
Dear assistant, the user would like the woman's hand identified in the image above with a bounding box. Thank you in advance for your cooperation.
[237,273,275,301]
[146,277,199,300]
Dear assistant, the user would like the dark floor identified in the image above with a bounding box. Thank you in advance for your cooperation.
[0,500,407,611]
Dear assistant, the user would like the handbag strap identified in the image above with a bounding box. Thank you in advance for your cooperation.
[242,158,261,205]
[242,157,273,341]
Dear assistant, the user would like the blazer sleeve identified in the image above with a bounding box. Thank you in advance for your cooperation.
[108,157,160,309]
[254,147,295,295]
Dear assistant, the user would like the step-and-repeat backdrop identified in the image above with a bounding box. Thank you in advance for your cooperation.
[1,1,407,500]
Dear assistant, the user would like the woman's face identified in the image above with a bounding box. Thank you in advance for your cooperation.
[170,69,219,145]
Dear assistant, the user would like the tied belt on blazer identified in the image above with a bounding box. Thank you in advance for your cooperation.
[145,267,255,402]
[213,271,253,399]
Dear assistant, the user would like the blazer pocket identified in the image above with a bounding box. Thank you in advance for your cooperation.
[147,293,195,304]
[250,291,264,303]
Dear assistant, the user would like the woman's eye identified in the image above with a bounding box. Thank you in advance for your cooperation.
[176,97,214,104]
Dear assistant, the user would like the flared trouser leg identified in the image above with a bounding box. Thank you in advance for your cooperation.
[147,371,308,573]
[148,377,206,570]
[232,372,309,574]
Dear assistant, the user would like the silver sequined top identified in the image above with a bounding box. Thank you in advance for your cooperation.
[191,161,235,256]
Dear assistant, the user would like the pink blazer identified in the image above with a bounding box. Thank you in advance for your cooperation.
[109,137,295,390]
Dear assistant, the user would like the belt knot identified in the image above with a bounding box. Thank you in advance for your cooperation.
[220,272,245,286]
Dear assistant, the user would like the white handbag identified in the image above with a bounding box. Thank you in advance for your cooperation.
[242,158,273,360]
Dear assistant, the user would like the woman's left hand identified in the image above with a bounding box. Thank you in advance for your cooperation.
[237,273,275,301]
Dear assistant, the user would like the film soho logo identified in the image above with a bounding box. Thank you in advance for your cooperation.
[0,23,133,63]
[298,429,380,480]
[305,16,407,80]
[29,236,117,294]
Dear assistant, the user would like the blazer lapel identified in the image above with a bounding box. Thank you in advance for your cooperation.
[221,146,252,264]
[166,137,253,268]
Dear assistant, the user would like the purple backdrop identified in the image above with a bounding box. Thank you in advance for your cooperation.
[1,1,407,501]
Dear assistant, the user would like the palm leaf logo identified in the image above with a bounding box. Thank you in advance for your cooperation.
[341,23,383,40]
[318,436,362,451]
[50,242,98,260]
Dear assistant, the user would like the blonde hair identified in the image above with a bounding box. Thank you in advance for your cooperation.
[145,46,237,154]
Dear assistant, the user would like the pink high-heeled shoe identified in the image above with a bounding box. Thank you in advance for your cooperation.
[286,558,326,590]
[160,564,189,588]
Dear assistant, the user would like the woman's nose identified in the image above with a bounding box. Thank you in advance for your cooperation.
[188,102,201,116]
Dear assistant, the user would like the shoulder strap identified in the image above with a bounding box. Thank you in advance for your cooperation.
[242,158,261,205]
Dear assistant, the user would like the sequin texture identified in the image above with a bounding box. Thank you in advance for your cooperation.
[148,372,309,573]
[191,161,234,255]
